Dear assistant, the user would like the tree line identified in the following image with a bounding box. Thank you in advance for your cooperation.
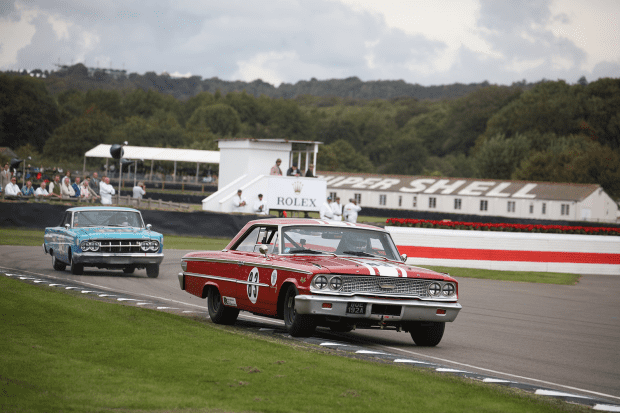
[0,67,618,199]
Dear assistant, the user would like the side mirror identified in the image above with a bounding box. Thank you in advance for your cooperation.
[146,224,152,230]
[65,224,70,230]
[259,245,269,258]
[400,254,408,263]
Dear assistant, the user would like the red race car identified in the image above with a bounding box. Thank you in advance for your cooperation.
[179,218,461,346]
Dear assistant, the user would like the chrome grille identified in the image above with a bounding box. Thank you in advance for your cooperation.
[94,240,145,253]
[340,275,431,297]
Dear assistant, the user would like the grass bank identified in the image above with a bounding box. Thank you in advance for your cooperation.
[0,276,586,413]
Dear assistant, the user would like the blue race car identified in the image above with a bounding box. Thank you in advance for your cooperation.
[43,206,164,278]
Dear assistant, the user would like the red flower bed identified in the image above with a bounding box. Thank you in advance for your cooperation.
[386,218,620,236]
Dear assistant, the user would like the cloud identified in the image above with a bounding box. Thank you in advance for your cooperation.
[0,0,618,86]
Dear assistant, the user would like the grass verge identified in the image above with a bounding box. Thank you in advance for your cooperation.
[424,266,580,285]
[1,227,580,284]
[0,276,587,413]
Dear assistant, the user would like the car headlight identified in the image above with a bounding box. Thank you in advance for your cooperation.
[313,275,328,289]
[80,241,90,251]
[90,242,100,252]
[140,241,150,251]
[428,282,442,296]
[442,283,455,297]
[329,276,343,291]
[149,241,159,251]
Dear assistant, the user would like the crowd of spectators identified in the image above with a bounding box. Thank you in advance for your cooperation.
[0,163,108,203]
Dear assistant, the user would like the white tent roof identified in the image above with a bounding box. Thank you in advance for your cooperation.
[84,144,220,164]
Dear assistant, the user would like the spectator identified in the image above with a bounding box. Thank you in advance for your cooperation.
[305,164,316,177]
[0,162,11,199]
[286,163,301,177]
[270,158,283,176]
[35,181,55,199]
[343,199,362,223]
[100,177,116,205]
[133,181,146,199]
[232,189,247,212]
[90,172,101,195]
[72,177,83,199]
[331,196,342,221]
[80,179,99,202]
[21,180,35,197]
[4,176,22,200]
[61,177,75,198]
[320,196,334,220]
[48,175,61,198]
[253,193,268,215]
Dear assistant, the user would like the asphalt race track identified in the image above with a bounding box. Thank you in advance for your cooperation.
[1,245,619,408]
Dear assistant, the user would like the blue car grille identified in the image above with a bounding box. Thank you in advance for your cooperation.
[92,240,150,253]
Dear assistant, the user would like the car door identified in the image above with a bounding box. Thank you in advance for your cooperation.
[50,211,73,264]
[232,225,279,314]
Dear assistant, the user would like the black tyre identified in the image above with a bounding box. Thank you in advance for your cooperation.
[146,264,159,278]
[283,285,316,337]
[70,258,84,275]
[52,254,66,271]
[207,287,239,325]
[123,267,135,274]
[329,322,353,333]
[408,322,445,347]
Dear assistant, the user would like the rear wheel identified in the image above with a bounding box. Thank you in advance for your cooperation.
[52,254,66,271]
[283,285,316,337]
[146,264,159,278]
[207,287,239,325]
[408,322,445,347]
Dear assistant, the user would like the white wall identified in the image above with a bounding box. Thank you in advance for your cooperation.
[386,226,620,275]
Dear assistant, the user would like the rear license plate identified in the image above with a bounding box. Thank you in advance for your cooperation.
[346,303,366,314]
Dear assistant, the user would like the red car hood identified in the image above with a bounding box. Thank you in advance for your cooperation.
[281,255,454,281]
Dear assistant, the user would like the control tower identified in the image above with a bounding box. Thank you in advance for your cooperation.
[202,139,326,214]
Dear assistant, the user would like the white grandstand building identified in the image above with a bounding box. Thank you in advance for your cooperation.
[318,172,619,224]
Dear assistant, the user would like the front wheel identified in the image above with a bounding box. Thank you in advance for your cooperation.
[408,322,445,347]
[283,285,316,337]
[207,287,239,325]
[146,264,159,278]
[70,253,84,275]
[52,254,66,271]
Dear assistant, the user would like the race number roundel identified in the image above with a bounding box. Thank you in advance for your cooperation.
[247,267,260,304]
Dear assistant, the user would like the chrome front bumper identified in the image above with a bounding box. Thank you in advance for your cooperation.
[294,294,462,323]
[71,252,164,266]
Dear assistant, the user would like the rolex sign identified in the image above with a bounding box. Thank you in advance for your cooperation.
[266,177,326,212]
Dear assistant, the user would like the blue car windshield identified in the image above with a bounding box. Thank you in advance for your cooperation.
[73,210,144,228]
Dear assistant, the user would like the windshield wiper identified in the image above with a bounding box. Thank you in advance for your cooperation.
[288,248,326,254]
[341,251,387,260]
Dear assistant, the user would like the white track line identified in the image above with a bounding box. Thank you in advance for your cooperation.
[378,344,620,401]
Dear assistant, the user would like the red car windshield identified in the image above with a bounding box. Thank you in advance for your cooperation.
[280,226,400,260]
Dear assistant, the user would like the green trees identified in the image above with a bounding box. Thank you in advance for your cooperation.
[1,70,618,200]
[42,110,114,162]
[0,74,60,150]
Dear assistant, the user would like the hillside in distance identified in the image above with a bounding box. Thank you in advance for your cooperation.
[28,63,535,100]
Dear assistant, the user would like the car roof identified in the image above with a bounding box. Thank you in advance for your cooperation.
[245,218,385,231]
[67,206,140,212]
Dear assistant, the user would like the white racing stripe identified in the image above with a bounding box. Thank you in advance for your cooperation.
[344,258,406,277]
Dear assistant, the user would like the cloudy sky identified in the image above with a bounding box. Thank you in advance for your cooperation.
[0,0,618,86]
